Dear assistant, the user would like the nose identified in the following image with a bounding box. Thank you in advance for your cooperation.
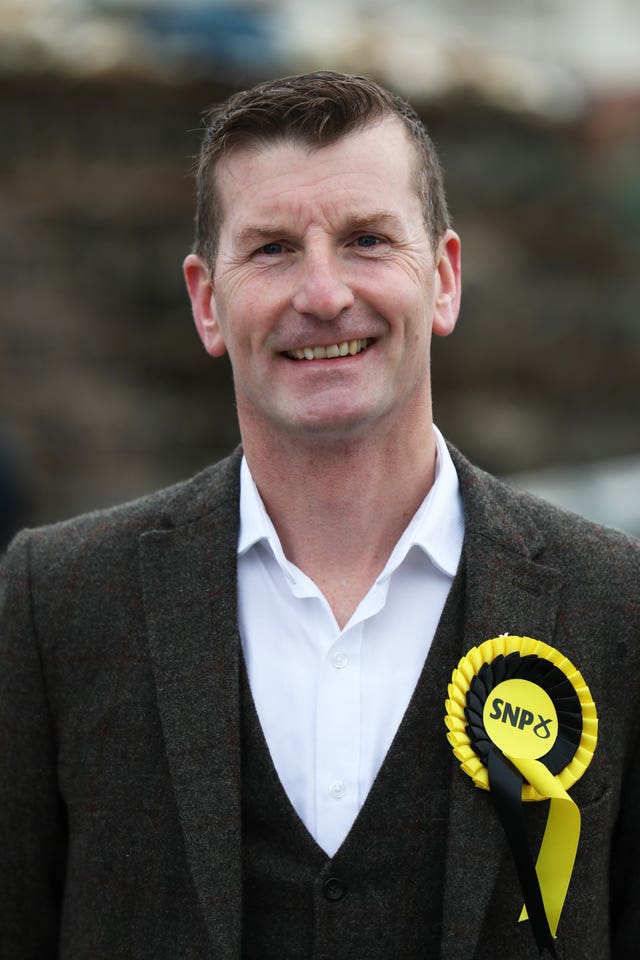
[291,247,355,321]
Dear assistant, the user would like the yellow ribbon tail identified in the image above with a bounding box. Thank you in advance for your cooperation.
[512,756,581,937]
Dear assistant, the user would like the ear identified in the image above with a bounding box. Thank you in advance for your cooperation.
[432,230,462,338]
[183,253,227,357]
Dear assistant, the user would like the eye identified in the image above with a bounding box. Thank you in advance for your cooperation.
[354,234,382,248]
[258,242,285,256]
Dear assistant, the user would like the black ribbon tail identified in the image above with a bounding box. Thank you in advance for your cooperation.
[487,747,557,959]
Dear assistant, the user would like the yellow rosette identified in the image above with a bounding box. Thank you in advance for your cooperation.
[444,636,597,957]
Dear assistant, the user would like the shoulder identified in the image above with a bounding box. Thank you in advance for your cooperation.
[3,449,243,579]
[450,443,640,585]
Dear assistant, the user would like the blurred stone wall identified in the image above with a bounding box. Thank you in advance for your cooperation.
[1,72,638,530]
[431,92,640,474]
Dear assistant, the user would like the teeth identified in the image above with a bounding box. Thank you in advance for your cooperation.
[287,339,370,361]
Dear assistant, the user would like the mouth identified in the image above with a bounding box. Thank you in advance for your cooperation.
[285,338,373,361]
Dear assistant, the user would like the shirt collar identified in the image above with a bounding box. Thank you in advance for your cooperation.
[238,424,464,582]
[377,425,464,580]
[238,456,300,584]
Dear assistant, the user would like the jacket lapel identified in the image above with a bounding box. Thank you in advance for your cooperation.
[440,448,563,959]
[140,454,243,960]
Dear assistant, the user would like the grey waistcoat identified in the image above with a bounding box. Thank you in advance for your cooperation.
[240,564,466,959]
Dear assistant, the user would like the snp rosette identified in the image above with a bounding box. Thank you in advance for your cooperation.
[444,635,598,958]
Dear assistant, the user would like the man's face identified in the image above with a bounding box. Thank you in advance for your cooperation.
[185,118,460,445]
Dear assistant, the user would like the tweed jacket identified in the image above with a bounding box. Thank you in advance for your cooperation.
[1,446,639,959]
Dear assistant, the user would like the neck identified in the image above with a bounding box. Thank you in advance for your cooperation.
[241,413,438,628]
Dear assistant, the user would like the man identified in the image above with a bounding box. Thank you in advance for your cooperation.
[1,71,639,959]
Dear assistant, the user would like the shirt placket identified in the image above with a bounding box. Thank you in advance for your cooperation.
[314,621,363,857]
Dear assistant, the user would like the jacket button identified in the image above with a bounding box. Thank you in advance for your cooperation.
[323,877,347,901]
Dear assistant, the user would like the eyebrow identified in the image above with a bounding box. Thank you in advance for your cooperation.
[234,210,405,247]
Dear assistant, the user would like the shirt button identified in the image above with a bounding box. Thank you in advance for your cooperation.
[328,780,346,799]
[323,877,347,901]
[332,651,349,669]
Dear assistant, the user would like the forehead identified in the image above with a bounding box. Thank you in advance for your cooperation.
[214,118,422,228]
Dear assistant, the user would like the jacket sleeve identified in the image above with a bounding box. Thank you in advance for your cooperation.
[610,724,640,957]
[0,531,66,959]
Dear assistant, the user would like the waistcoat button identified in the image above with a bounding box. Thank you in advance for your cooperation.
[322,877,347,901]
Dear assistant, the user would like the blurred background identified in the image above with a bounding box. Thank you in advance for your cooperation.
[1,0,639,549]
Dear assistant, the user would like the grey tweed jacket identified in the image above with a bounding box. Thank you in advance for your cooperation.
[1,446,639,959]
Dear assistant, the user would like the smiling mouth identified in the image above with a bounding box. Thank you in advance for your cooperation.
[285,338,373,361]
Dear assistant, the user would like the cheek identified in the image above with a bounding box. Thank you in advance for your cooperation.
[368,270,429,316]
[215,302,267,373]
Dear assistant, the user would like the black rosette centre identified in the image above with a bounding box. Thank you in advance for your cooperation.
[465,652,582,775]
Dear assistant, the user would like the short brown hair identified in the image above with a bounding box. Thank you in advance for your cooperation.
[192,71,450,265]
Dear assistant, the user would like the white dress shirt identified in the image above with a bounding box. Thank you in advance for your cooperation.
[237,426,465,858]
